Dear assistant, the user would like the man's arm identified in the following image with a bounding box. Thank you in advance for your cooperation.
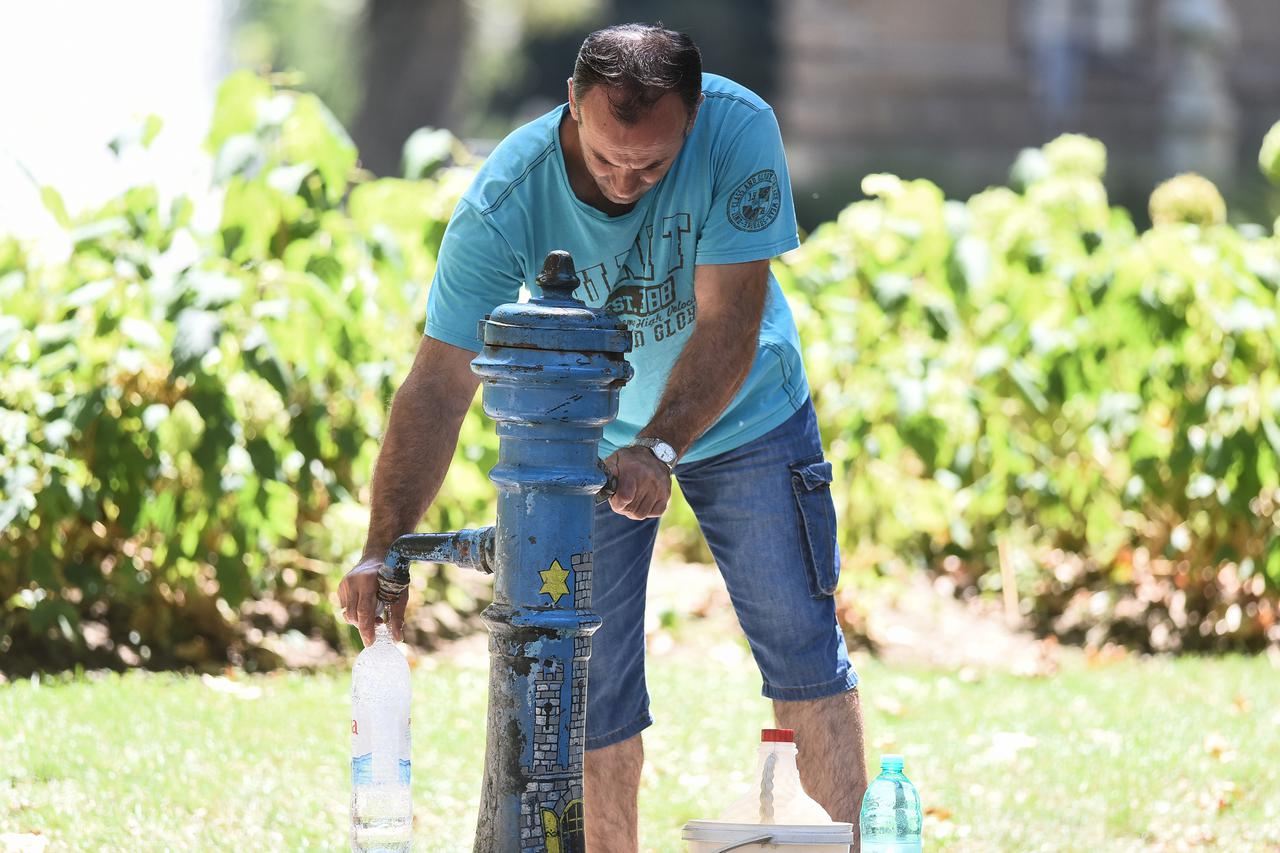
[605,259,770,519]
[339,335,480,644]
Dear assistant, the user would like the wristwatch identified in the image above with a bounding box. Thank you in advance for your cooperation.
[630,437,678,472]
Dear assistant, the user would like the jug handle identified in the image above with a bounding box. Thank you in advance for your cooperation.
[713,836,773,853]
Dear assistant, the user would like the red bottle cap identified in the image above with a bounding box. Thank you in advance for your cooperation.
[761,728,795,743]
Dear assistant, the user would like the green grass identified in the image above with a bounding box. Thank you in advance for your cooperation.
[2,649,1278,852]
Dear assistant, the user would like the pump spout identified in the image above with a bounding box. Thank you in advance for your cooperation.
[375,526,495,616]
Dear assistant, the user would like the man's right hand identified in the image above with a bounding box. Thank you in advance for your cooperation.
[341,336,477,648]
[338,556,408,646]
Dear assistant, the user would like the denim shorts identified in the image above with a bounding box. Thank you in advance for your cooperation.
[585,398,858,750]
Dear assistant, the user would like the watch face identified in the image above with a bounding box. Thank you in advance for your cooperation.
[635,438,676,467]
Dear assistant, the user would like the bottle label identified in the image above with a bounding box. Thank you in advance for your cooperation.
[351,717,411,787]
[352,752,373,787]
[352,753,410,787]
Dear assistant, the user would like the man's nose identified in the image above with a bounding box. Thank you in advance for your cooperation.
[620,169,656,193]
[616,171,642,194]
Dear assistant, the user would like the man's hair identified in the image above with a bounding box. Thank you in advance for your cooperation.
[572,23,702,125]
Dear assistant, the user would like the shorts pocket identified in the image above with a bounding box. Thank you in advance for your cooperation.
[789,454,841,598]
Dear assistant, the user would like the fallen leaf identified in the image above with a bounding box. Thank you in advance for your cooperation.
[710,642,747,667]
[1086,728,1123,751]
[201,674,262,700]
[1085,643,1128,668]
[646,631,674,656]
[0,833,48,852]
[872,733,898,751]
[925,805,953,821]
[979,731,1038,763]
[1202,732,1235,762]
[1197,780,1239,813]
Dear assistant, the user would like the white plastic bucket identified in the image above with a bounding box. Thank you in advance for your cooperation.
[682,820,854,853]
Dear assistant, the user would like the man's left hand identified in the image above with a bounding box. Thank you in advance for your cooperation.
[604,445,672,520]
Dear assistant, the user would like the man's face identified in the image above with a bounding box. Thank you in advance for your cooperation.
[568,82,697,206]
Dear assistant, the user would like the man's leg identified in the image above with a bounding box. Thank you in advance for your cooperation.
[774,690,867,825]
[584,733,644,852]
[675,400,864,840]
[582,501,659,853]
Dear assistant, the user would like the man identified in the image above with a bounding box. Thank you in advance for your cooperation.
[339,23,867,851]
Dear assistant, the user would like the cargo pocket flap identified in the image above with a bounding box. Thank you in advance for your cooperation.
[789,456,840,598]
[792,460,833,491]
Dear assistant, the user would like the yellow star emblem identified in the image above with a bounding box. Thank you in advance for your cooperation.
[538,559,572,605]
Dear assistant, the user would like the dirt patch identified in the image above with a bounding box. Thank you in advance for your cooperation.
[433,560,1063,677]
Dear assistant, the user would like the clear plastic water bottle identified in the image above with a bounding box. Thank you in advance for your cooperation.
[351,623,412,852]
[859,754,923,852]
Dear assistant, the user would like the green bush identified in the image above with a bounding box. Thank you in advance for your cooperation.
[780,136,1280,652]
[3,76,1278,673]
[0,72,495,672]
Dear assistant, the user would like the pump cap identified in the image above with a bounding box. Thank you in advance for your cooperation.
[761,728,795,743]
[481,250,631,354]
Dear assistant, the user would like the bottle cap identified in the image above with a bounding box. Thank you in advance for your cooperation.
[881,754,905,771]
[761,728,795,743]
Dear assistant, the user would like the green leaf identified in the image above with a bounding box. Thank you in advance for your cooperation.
[219,178,282,260]
[1260,119,1280,188]
[184,270,244,309]
[401,127,457,179]
[1006,361,1050,414]
[242,326,292,397]
[70,217,130,246]
[29,548,58,588]
[28,599,78,636]
[206,70,274,154]
[267,163,315,197]
[41,186,70,227]
[108,114,164,156]
[142,114,164,147]
[212,134,267,184]
[215,551,251,608]
[1266,536,1280,587]
[246,436,278,479]
[65,278,115,308]
[120,317,165,350]
[172,309,221,373]
[280,93,356,203]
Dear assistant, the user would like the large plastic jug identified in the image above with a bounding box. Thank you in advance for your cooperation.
[719,729,832,824]
[682,729,853,852]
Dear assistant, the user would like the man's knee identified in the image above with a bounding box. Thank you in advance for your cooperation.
[773,687,864,731]
[585,731,644,783]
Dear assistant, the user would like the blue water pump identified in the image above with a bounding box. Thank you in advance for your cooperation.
[374,250,632,852]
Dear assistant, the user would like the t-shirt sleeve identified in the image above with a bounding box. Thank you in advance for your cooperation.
[694,108,801,266]
[424,199,525,352]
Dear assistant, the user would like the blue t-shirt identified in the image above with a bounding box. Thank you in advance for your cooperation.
[425,73,809,463]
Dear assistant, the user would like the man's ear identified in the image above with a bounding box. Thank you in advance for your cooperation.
[685,93,705,136]
[566,78,578,122]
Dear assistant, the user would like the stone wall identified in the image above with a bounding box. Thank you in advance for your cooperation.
[775,0,1280,205]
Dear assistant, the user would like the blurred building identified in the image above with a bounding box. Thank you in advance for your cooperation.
[775,0,1280,216]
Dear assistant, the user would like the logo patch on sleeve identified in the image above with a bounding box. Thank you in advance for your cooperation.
[727,169,781,232]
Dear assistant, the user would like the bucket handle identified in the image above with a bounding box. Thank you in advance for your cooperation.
[712,835,774,853]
